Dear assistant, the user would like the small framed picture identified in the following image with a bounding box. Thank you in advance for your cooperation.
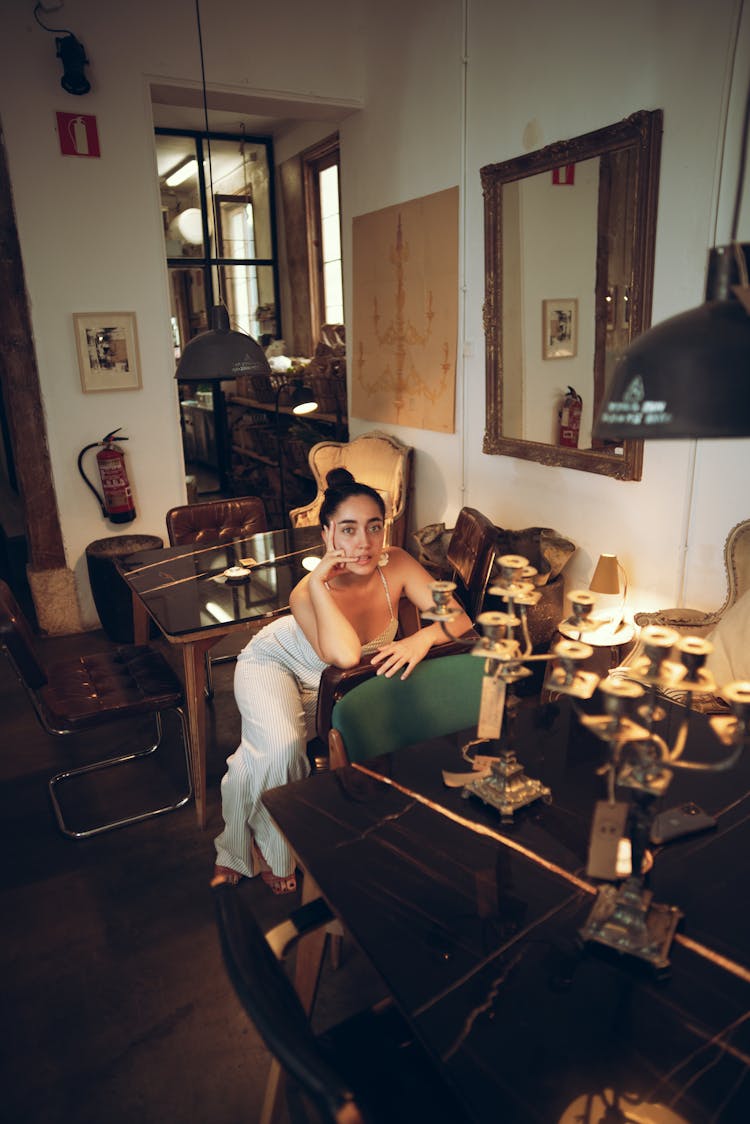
[73,312,142,392]
[542,298,578,359]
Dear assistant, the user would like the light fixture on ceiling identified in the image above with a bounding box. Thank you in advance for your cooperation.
[174,207,203,245]
[593,84,750,440]
[34,2,91,96]
[174,0,270,388]
[164,157,198,188]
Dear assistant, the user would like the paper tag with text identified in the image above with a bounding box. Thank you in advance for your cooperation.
[477,677,506,739]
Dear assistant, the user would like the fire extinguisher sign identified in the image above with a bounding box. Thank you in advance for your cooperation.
[56,112,100,158]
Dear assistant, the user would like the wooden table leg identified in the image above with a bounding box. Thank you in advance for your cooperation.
[131,591,150,645]
[180,638,219,830]
[295,871,334,1016]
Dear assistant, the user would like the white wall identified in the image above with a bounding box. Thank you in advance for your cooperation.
[0,0,364,626]
[0,0,748,630]
[345,0,750,616]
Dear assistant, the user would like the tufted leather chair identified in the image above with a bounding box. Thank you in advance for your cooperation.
[166,496,268,697]
[166,496,267,546]
[446,507,498,620]
[288,431,413,547]
[0,579,191,838]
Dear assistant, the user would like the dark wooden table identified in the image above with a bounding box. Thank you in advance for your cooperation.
[264,698,750,1123]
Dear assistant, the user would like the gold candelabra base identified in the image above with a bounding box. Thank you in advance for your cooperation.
[461,748,552,823]
[579,877,683,973]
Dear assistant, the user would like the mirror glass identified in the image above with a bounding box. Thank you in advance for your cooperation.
[482,110,662,480]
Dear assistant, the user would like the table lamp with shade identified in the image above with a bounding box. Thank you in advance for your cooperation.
[589,552,628,631]
[560,553,632,649]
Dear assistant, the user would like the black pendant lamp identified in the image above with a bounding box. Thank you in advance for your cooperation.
[593,87,750,441]
[175,304,270,381]
[174,0,270,385]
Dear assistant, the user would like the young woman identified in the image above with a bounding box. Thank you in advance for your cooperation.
[212,468,471,892]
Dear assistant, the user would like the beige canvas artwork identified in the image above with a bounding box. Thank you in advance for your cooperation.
[352,186,458,432]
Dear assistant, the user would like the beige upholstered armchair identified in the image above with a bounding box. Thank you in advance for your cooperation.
[614,518,750,712]
[633,519,750,638]
[288,430,413,547]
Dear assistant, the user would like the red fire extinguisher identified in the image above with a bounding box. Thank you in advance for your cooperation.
[558,386,582,448]
[77,428,136,524]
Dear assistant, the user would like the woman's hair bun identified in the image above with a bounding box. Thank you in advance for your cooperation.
[326,467,356,490]
[319,466,386,526]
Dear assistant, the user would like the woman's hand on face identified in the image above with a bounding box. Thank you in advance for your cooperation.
[313,523,359,585]
[369,630,433,680]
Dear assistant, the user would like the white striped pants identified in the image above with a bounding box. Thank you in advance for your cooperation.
[214,616,326,878]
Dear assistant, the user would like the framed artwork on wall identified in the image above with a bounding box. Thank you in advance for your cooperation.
[542,298,578,359]
[73,312,142,392]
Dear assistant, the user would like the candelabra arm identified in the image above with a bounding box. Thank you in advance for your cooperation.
[519,606,532,657]
[436,619,475,645]
[669,743,746,773]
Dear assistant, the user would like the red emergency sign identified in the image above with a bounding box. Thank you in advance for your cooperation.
[56,112,100,158]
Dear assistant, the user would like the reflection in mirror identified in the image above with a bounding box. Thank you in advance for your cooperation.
[482,110,662,480]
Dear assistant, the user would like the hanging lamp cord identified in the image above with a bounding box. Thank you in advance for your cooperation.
[730,81,750,287]
[195,0,224,306]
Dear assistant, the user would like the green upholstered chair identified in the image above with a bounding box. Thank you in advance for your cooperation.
[328,652,485,768]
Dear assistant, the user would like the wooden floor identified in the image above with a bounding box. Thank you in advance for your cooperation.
[0,627,382,1124]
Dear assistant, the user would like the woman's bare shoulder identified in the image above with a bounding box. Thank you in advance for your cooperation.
[384,546,435,594]
[386,546,427,573]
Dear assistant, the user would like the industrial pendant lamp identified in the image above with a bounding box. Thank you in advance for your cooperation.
[174,0,270,385]
[593,86,750,441]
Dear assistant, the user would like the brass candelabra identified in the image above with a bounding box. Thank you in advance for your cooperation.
[425,575,750,970]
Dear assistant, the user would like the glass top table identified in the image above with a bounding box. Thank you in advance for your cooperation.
[118,524,323,827]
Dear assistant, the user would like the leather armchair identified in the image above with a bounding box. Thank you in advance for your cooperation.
[166,496,267,546]
[0,580,191,838]
[165,496,268,698]
[446,507,497,619]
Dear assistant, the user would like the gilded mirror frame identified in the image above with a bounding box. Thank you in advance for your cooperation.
[482,110,662,480]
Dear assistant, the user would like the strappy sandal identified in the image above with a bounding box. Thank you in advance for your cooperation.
[253,841,297,895]
[259,870,298,895]
[211,864,242,887]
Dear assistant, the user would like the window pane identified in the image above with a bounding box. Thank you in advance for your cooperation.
[319,164,339,218]
[210,139,273,259]
[217,199,256,260]
[321,213,340,263]
[220,264,277,340]
[169,266,209,353]
[157,134,205,257]
[318,160,343,324]
[323,261,343,324]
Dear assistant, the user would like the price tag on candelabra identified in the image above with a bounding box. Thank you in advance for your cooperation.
[477,677,505,740]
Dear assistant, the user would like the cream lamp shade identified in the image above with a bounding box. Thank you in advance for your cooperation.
[589,553,621,595]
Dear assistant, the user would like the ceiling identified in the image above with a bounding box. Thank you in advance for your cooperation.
[150,82,358,141]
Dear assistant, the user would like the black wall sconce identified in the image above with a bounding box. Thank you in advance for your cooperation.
[34,2,91,95]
